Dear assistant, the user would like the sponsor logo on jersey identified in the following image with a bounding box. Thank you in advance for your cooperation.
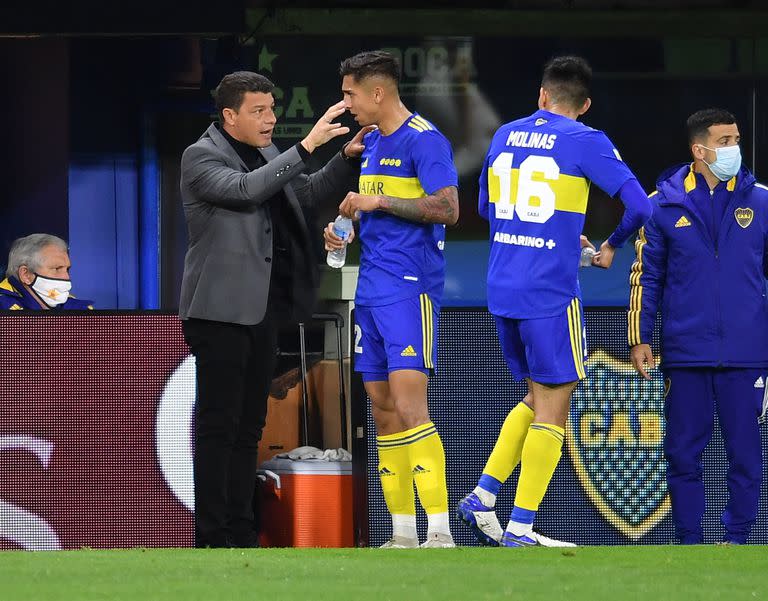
[493,231,557,250]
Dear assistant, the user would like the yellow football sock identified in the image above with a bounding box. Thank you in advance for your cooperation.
[514,423,565,511]
[376,430,416,517]
[405,422,449,516]
[483,401,534,483]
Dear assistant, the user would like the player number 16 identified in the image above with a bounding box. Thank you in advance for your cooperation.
[491,152,560,224]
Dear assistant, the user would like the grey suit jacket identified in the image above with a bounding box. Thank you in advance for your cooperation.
[179,123,357,325]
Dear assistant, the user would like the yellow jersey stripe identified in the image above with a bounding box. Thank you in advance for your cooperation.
[420,293,435,369]
[408,122,425,133]
[489,168,590,215]
[420,294,428,368]
[567,303,582,380]
[628,227,647,346]
[359,175,425,199]
[412,115,433,131]
[574,299,586,379]
[427,295,434,368]
[726,176,737,191]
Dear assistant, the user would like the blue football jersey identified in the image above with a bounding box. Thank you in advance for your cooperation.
[355,114,458,307]
[479,109,637,319]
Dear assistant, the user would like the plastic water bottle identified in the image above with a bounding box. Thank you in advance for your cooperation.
[326,216,353,268]
[580,246,596,267]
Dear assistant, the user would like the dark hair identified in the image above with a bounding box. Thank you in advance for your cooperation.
[213,71,274,121]
[541,55,592,109]
[339,51,401,86]
[686,108,737,143]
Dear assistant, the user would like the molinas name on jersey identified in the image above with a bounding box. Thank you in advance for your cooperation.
[505,131,557,150]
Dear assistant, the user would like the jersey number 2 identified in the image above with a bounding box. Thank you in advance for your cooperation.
[491,153,559,224]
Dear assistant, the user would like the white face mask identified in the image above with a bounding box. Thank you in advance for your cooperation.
[31,274,72,307]
[699,144,742,181]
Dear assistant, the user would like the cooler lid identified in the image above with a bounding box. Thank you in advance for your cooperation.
[260,457,352,475]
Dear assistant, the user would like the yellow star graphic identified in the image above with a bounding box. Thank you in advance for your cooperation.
[258,45,278,73]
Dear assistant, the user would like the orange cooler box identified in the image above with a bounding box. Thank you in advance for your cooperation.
[258,458,353,548]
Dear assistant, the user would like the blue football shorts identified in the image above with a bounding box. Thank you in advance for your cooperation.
[354,293,439,382]
[494,298,587,385]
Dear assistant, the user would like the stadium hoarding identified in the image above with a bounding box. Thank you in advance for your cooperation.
[360,308,768,546]
[0,314,193,550]
[1,311,766,550]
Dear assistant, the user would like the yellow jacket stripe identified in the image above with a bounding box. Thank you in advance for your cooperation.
[628,227,647,346]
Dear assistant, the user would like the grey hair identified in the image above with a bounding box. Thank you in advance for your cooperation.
[6,234,69,279]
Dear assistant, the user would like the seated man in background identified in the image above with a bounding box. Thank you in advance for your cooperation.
[0,233,93,310]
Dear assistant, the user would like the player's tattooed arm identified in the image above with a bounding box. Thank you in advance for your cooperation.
[338,186,459,225]
[379,186,459,225]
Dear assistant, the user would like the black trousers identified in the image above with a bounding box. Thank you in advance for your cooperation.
[182,316,278,548]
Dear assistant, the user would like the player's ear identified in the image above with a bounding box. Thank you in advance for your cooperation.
[578,97,591,116]
[537,87,547,109]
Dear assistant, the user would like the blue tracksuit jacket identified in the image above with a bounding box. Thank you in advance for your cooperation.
[628,163,768,367]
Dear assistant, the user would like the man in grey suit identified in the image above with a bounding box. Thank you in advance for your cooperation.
[179,71,370,548]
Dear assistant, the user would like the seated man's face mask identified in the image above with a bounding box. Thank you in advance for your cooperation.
[31,274,72,307]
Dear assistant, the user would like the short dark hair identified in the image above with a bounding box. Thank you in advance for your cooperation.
[339,51,400,86]
[213,71,274,121]
[541,56,592,109]
[686,108,737,143]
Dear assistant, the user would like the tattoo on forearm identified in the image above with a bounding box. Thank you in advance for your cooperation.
[378,186,459,225]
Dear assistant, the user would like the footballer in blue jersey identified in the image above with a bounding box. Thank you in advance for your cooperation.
[457,56,652,549]
[324,51,459,548]
[354,116,454,308]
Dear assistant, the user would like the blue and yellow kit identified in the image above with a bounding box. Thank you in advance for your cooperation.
[354,114,457,377]
[355,113,458,308]
[479,109,637,319]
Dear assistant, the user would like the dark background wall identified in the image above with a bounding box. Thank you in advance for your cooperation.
[0,38,70,253]
[1,3,768,308]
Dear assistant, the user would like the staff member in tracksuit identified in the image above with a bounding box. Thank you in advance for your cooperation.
[628,108,768,545]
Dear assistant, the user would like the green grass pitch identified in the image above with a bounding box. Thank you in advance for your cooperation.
[1,546,765,601]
